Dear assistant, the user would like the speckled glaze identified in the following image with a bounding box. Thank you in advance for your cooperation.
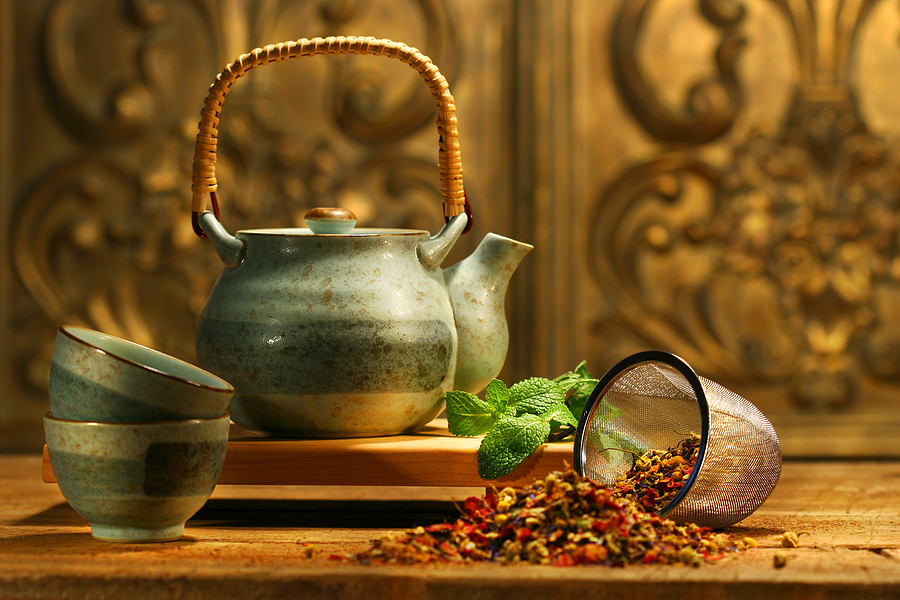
[196,212,531,437]
[49,326,234,422]
[43,413,230,542]
[445,233,534,393]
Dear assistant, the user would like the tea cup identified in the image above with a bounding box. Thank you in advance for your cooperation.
[44,413,230,542]
[49,326,233,422]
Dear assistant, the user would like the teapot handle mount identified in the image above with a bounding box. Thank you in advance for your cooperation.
[190,36,472,237]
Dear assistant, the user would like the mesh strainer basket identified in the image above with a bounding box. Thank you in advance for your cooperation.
[573,350,782,529]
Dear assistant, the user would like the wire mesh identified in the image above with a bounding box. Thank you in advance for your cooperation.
[574,350,782,529]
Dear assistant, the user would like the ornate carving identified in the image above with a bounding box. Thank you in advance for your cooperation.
[12,148,219,361]
[592,0,899,409]
[9,0,461,421]
[42,0,215,143]
[332,0,460,143]
[611,0,745,143]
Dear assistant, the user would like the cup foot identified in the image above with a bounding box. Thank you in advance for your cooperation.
[90,522,185,543]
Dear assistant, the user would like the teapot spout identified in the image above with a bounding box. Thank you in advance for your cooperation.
[445,233,533,394]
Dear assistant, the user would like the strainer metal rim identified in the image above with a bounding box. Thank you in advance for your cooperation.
[572,350,711,519]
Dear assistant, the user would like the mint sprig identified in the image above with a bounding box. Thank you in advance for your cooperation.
[477,414,550,479]
[445,378,511,436]
[553,360,600,420]
[444,362,600,479]
[509,377,564,416]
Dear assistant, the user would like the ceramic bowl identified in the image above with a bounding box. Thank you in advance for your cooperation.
[49,326,234,422]
[44,413,230,542]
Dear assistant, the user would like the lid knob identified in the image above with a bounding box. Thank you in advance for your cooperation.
[304,207,358,234]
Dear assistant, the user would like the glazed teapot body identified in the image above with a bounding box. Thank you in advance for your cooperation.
[187,36,532,437]
[197,224,459,437]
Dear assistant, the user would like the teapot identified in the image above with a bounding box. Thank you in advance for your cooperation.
[189,37,532,437]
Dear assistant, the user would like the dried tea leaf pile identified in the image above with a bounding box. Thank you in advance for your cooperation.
[612,432,701,512]
[349,461,754,567]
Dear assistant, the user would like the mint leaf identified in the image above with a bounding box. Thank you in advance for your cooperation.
[477,414,550,479]
[596,395,623,421]
[554,360,599,419]
[508,378,566,416]
[484,379,510,414]
[444,361,604,479]
[541,402,579,442]
[444,390,497,436]
[587,427,646,471]
[567,394,590,422]
[553,360,596,391]
[539,403,578,430]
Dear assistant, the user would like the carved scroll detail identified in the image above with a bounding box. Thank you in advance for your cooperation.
[611,0,745,144]
[11,0,460,402]
[592,0,900,409]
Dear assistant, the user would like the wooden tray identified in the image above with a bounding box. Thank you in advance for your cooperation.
[42,419,573,488]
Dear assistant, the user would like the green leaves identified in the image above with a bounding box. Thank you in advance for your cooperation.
[587,427,646,472]
[444,379,510,437]
[445,362,601,479]
[553,360,600,420]
[477,414,550,479]
[509,378,563,416]
[444,391,496,437]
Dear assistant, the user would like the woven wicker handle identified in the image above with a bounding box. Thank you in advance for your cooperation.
[191,36,467,235]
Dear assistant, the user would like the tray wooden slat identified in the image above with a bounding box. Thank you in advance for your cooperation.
[42,419,573,488]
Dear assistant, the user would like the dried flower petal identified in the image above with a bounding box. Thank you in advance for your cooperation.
[346,455,751,567]
[613,433,701,512]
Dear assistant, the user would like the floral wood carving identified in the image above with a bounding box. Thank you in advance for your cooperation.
[611,0,745,144]
[591,0,900,409]
[11,0,460,394]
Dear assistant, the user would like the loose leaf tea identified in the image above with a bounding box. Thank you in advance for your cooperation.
[612,433,701,513]
[346,466,753,567]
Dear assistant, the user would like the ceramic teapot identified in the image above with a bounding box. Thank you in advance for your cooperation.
[189,37,532,437]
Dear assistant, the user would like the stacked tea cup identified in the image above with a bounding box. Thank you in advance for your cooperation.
[44,325,233,542]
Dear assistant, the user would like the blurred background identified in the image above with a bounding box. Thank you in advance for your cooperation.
[3,0,900,456]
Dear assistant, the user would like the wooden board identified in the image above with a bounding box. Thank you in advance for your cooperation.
[10,456,900,600]
[41,419,573,488]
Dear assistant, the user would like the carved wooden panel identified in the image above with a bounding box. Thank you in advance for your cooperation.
[5,0,900,456]
[563,0,900,453]
[1,0,516,450]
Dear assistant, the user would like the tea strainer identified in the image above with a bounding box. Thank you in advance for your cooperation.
[573,350,782,529]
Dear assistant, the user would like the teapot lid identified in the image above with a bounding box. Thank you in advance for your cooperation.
[303,207,357,234]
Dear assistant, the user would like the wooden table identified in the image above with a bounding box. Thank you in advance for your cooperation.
[5,432,900,599]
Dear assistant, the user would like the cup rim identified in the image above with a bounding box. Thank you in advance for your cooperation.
[44,411,231,426]
[58,325,234,394]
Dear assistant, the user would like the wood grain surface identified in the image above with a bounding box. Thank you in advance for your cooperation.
[10,450,900,599]
[41,419,573,488]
